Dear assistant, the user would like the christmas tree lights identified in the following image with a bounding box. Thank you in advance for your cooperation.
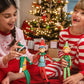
[22,0,71,41]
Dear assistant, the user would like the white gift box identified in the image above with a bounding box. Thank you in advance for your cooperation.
[28,40,34,49]
[34,44,39,51]
[50,41,58,48]
[34,38,45,43]
[34,38,41,43]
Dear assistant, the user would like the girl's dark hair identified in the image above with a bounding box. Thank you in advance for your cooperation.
[9,27,16,47]
[0,0,17,47]
[0,0,17,13]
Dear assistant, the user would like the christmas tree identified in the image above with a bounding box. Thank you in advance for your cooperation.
[22,0,71,41]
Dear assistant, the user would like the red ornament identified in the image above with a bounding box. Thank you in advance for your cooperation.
[42,10,46,22]
[21,20,30,30]
[21,20,34,40]
[58,1,61,3]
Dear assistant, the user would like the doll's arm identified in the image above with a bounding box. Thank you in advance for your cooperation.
[26,57,33,65]
[46,54,54,61]
[46,54,57,62]
[33,55,40,64]
[56,56,64,62]
[19,57,24,73]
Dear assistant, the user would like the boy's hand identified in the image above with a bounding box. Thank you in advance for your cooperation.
[63,73,84,84]
[61,59,68,68]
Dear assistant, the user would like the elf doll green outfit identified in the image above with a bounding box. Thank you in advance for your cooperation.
[17,42,33,84]
[57,41,71,79]
[33,38,56,84]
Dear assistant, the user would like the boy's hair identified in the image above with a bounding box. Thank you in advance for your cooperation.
[74,0,84,10]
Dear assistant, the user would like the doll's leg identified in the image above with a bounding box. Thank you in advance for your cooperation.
[24,70,30,84]
[42,67,49,83]
[67,67,70,77]
[64,68,66,79]
[39,67,45,79]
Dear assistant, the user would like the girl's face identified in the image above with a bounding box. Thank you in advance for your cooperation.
[0,5,17,33]
[72,9,84,29]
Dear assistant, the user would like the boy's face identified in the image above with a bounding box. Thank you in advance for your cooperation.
[19,48,26,54]
[39,47,46,53]
[72,9,84,32]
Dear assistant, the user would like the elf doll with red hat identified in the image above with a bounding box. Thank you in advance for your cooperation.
[17,42,33,84]
[33,38,56,84]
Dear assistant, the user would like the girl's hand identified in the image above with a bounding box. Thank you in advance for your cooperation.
[3,40,22,65]
[7,40,22,61]
[61,59,68,68]
[1,75,9,84]
[63,73,84,84]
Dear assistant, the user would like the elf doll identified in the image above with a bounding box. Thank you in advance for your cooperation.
[42,10,46,22]
[33,38,56,84]
[17,42,33,84]
[57,41,71,79]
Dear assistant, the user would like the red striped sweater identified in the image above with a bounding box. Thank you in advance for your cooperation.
[58,27,84,75]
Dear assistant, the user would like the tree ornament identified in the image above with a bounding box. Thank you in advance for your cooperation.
[46,25,50,29]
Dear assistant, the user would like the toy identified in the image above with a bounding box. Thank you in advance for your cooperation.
[17,42,33,84]
[57,41,71,79]
[33,38,56,84]
[42,10,46,22]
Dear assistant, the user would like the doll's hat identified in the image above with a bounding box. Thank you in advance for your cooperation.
[17,42,26,52]
[39,38,46,48]
[64,41,69,48]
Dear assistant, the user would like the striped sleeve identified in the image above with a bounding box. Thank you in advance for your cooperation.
[45,62,63,78]
[58,29,69,57]
[78,37,84,75]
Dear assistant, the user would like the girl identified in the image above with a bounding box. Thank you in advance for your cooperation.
[0,0,34,83]
[59,0,84,84]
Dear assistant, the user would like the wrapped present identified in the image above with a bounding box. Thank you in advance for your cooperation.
[34,38,41,43]
[50,40,59,49]
[34,42,40,51]
[47,48,58,58]
[34,44,40,51]
[28,40,34,49]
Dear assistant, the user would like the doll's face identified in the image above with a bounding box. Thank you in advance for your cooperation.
[63,47,71,53]
[39,47,46,53]
[19,48,26,54]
